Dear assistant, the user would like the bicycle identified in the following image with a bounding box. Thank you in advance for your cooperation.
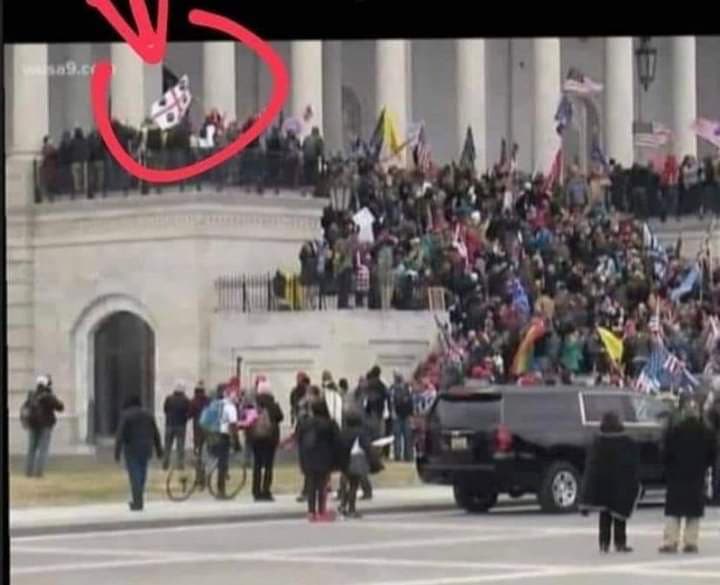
[166,435,249,501]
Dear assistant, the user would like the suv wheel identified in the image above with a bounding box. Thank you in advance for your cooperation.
[539,461,580,514]
[453,482,498,513]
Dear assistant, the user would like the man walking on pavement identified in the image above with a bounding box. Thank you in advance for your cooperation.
[389,372,415,462]
[163,380,191,470]
[22,375,64,478]
[659,398,717,553]
[115,394,163,511]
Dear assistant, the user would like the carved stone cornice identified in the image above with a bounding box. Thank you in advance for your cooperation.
[30,191,324,246]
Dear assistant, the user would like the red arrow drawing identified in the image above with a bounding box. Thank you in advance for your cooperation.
[87,6,289,183]
[87,0,168,64]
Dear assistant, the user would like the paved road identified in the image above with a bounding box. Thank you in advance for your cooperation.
[10,504,720,585]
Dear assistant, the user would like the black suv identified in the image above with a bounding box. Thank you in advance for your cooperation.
[416,384,671,514]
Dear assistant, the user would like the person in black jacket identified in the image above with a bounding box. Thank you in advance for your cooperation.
[24,375,65,478]
[338,408,380,518]
[248,380,284,501]
[115,394,163,511]
[364,366,388,441]
[162,381,191,470]
[580,411,640,553]
[70,127,89,197]
[297,399,341,522]
[659,399,717,553]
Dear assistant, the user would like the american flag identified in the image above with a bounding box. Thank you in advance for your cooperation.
[691,117,720,149]
[563,68,603,95]
[543,148,563,194]
[413,123,432,174]
[663,353,683,376]
[634,121,672,150]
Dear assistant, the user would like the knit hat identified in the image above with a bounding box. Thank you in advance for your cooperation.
[36,375,49,387]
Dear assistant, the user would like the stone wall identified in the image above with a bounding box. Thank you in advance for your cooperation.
[208,310,442,434]
[6,190,325,453]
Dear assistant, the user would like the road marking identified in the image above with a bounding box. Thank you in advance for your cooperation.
[325,569,583,585]
[261,554,561,572]
[628,568,720,580]
[11,545,202,559]
[10,508,458,544]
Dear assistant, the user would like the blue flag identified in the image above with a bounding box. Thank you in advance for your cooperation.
[508,277,530,320]
[554,96,573,135]
[670,264,701,303]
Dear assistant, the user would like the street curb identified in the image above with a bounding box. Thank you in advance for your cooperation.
[10,502,457,538]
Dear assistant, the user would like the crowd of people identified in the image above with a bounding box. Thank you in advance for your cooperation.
[36,109,329,199]
[102,366,421,517]
[292,143,720,396]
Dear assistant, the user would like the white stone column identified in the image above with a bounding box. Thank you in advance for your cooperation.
[532,38,561,174]
[235,46,260,122]
[6,45,46,426]
[604,37,634,167]
[322,41,343,155]
[11,44,49,156]
[291,41,324,139]
[456,39,487,173]
[61,44,94,133]
[376,40,409,163]
[203,42,237,121]
[111,43,160,127]
[671,36,697,158]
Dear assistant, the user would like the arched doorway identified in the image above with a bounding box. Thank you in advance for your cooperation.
[92,311,155,440]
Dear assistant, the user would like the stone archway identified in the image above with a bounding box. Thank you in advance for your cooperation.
[93,312,155,439]
[71,294,158,445]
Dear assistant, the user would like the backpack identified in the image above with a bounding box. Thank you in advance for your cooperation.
[393,383,414,418]
[20,390,42,430]
[199,399,223,433]
[252,406,273,439]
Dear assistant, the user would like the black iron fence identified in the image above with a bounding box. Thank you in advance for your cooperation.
[33,148,346,203]
[214,273,448,313]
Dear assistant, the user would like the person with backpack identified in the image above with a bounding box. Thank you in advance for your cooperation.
[248,379,284,501]
[115,394,163,511]
[22,375,64,478]
[389,372,415,462]
[200,384,239,498]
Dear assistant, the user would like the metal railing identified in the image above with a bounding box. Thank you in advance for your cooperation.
[33,148,338,202]
[214,273,447,313]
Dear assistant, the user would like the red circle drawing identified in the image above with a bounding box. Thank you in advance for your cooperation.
[90,9,289,183]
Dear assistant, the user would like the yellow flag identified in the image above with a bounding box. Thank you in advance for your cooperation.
[597,327,623,365]
[383,110,403,155]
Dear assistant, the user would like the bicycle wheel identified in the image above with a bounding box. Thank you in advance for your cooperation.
[166,462,198,502]
[208,448,248,500]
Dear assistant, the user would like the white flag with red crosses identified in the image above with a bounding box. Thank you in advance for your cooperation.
[151,75,192,130]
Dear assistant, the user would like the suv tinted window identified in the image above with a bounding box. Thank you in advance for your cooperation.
[505,393,580,428]
[631,394,671,424]
[431,394,502,430]
[581,393,636,424]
